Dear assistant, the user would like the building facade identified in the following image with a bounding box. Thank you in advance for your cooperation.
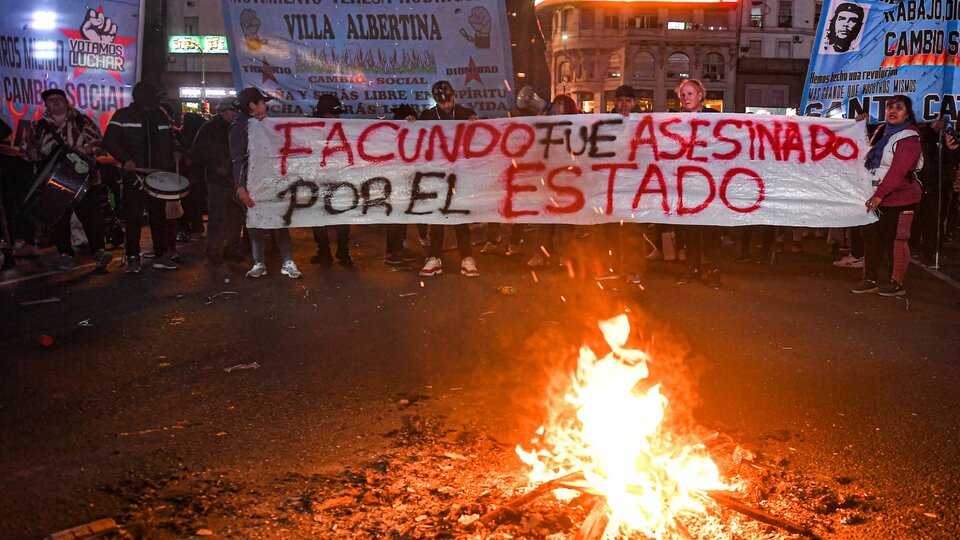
[736,0,820,113]
[536,0,740,113]
[535,0,822,114]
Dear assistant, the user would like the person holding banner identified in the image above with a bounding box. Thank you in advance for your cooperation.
[309,94,353,267]
[231,87,302,279]
[852,95,923,297]
[21,88,112,272]
[103,82,182,274]
[673,79,722,289]
[418,80,480,278]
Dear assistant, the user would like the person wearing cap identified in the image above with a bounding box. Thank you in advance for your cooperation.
[593,84,641,283]
[190,98,243,266]
[230,87,302,279]
[103,81,182,273]
[611,85,638,117]
[673,78,722,289]
[22,87,113,272]
[417,80,481,278]
[309,94,353,267]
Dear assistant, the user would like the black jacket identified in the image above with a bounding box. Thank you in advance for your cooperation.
[190,114,233,184]
[103,104,177,171]
[419,104,477,121]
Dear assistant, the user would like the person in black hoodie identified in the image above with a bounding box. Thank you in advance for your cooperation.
[103,81,181,273]
[309,94,352,266]
[190,98,243,265]
[417,80,480,278]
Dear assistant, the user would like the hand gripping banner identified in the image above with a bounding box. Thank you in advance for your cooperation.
[244,113,874,229]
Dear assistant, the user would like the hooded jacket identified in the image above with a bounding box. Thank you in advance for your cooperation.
[103,103,177,171]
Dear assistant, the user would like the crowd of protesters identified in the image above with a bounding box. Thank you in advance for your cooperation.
[2,78,959,298]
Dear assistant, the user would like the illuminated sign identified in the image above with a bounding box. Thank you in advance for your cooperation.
[178,87,237,98]
[168,35,229,54]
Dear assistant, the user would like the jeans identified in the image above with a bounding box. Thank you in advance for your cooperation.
[249,228,293,264]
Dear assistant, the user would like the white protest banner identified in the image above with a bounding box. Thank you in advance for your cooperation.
[220,0,514,118]
[245,113,874,229]
[0,1,143,137]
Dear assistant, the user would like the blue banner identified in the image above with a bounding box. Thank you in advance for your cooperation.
[220,0,515,119]
[0,0,143,139]
[801,0,960,123]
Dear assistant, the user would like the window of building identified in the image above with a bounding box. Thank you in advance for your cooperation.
[667,10,693,30]
[627,10,657,29]
[606,53,622,78]
[815,2,823,25]
[748,40,762,57]
[745,84,789,108]
[184,16,199,34]
[636,89,654,112]
[581,7,595,30]
[631,51,656,80]
[560,8,571,32]
[665,52,690,79]
[558,60,573,83]
[702,52,725,81]
[750,6,763,28]
[577,91,595,113]
[777,40,791,58]
[778,0,793,27]
[703,9,728,30]
[603,13,620,29]
[705,91,724,112]
[585,58,595,79]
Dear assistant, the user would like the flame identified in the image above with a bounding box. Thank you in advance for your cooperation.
[516,315,727,539]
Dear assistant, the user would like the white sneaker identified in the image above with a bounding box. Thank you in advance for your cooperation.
[419,257,443,276]
[833,254,864,268]
[480,241,498,254]
[460,256,480,277]
[281,260,302,278]
[246,262,267,278]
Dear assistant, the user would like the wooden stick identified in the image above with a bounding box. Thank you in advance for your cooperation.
[478,471,585,526]
[574,499,609,540]
[705,490,820,539]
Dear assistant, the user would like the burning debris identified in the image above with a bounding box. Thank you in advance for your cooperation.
[91,315,880,539]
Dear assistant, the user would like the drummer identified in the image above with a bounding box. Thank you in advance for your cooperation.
[21,88,113,271]
[103,81,182,273]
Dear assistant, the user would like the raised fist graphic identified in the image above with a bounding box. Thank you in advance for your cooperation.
[460,7,491,49]
[80,9,117,43]
[240,9,263,51]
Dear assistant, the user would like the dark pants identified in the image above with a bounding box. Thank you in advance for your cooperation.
[684,225,721,272]
[179,178,206,236]
[738,225,775,259]
[122,173,168,258]
[485,223,523,245]
[53,185,106,256]
[911,188,948,263]
[864,204,915,284]
[313,225,350,256]
[1,155,37,246]
[428,224,472,259]
[386,224,407,253]
[205,182,244,260]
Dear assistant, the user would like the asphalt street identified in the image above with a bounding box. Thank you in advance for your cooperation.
[1,226,958,539]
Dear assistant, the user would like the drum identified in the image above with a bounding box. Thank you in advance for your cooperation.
[22,145,95,229]
[143,172,190,200]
